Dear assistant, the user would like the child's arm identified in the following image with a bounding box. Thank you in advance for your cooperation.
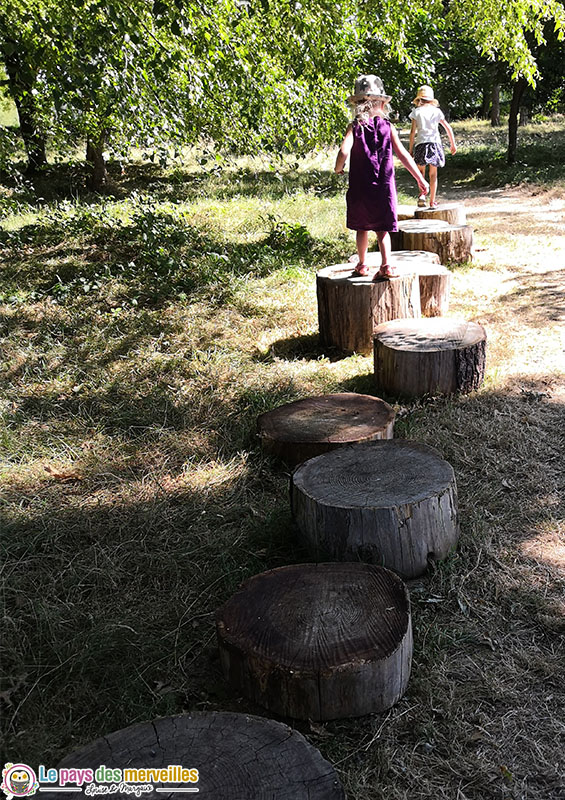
[334,124,354,174]
[390,124,429,196]
[440,118,457,155]
[409,119,417,155]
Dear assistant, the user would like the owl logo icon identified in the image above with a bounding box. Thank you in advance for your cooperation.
[1,765,39,800]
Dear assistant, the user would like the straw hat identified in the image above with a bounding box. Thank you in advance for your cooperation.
[413,85,439,106]
[347,74,392,105]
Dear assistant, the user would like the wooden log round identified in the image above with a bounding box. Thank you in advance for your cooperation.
[216,563,412,720]
[348,248,440,267]
[396,203,416,220]
[414,203,467,225]
[373,317,487,397]
[291,440,459,578]
[392,219,474,264]
[317,264,421,354]
[39,712,345,800]
[257,392,395,467]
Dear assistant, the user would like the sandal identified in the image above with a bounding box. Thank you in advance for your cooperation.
[417,194,427,207]
[429,201,438,209]
[377,264,400,279]
[354,263,370,277]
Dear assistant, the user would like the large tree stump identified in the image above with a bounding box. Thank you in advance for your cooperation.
[216,563,412,720]
[374,317,487,397]
[415,203,467,225]
[317,264,421,354]
[257,392,395,467]
[347,252,450,317]
[391,219,474,264]
[291,440,458,578]
[40,712,344,800]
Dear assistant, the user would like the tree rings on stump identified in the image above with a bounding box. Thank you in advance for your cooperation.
[291,440,458,578]
[374,317,487,397]
[39,712,345,800]
[415,203,467,225]
[317,264,421,354]
[391,219,473,264]
[348,249,440,267]
[257,392,395,467]
[216,563,412,720]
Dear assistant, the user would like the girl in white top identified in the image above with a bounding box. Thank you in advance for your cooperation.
[409,85,456,208]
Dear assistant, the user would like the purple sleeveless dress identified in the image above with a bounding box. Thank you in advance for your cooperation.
[346,116,398,232]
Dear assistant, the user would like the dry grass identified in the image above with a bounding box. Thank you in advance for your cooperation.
[1,120,565,797]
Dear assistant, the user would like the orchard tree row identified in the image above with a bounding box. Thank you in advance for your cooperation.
[1,0,564,189]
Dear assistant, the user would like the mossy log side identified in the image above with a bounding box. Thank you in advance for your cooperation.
[374,317,487,397]
[391,219,474,264]
[216,563,412,720]
[317,264,420,354]
[39,712,345,800]
[257,392,395,467]
[291,440,459,578]
[415,203,467,225]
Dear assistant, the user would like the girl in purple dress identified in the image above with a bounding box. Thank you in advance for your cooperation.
[335,75,428,278]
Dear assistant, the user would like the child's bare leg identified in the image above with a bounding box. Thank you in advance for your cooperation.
[356,230,369,265]
[376,231,391,268]
[417,165,427,204]
[429,165,438,205]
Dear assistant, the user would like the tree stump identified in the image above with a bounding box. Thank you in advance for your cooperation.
[347,253,450,317]
[397,203,416,221]
[291,440,458,578]
[40,712,344,800]
[374,317,487,397]
[391,219,474,264]
[216,563,412,720]
[257,392,395,467]
[415,203,467,225]
[317,264,421,354]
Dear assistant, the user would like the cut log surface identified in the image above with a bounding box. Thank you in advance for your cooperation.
[392,219,474,264]
[374,317,487,397]
[317,264,421,354]
[348,249,440,266]
[40,712,344,800]
[257,392,395,466]
[291,440,458,578]
[217,563,412,720]
[415,203,467,225]
[396,203,416,220]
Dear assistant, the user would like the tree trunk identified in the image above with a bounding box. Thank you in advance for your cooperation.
[257,392,395,467]
[217,563,413,720]
[480,85,490,119]
[491,84,501,127]
[291,441,459,578]
[3,47,47,172]
[86,133,108,190]
[507,77,527,164]
[41,712,345,800]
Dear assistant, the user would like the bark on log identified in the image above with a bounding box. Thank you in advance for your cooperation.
[216,563,412,720]
[374,318,487,397]
[257,392,395,467]
[414,203,467,225]
[291,440,458,578]
[40,712,344,800]
[391,219,474,264]
[347,253,449,318]
[317,264,421,354]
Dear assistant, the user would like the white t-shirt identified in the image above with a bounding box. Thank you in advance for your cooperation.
[409,105,445,145]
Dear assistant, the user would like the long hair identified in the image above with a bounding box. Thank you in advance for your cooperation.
[351,97,391,124]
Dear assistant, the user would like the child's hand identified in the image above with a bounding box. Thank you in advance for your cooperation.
[334,166,345,174]
[418,178,429,196]
[450,144,457,155]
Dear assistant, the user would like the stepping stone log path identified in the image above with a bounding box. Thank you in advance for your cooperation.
[257,392,395,466]
[39,712,345,800]
[374,317,487,397]
[291,440,459,578]
[216,563,412,720]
